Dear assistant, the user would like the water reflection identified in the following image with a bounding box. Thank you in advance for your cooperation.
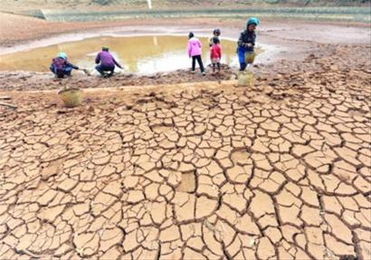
[0,35,241,74]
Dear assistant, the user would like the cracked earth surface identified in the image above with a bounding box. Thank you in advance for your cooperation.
[0,45,370,259]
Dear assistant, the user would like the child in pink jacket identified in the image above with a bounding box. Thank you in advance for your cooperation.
[187,32,205,75]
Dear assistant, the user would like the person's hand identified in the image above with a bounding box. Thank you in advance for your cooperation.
[246,43,252,47]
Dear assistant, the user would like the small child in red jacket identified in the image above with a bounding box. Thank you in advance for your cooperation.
[210,37,221,74]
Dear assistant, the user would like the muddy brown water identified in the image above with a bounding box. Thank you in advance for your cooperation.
[0,35,253,74]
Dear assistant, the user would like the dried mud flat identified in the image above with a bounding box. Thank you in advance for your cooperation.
[1,27,371,260]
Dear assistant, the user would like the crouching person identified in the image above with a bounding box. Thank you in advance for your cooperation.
[95,47,122,77]
[50,52,79,78]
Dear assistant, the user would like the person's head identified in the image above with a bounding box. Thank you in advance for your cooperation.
[188,32,194,39]
[247,17,259,32]
[102,47,109,52]
[212,36,220,45]
[57,52,67,59]
[213,28,221,36]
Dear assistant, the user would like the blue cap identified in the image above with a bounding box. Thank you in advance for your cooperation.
[57,52,67,59]
[247,17,260,26]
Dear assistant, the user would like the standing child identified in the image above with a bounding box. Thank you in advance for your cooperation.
[187,32,206,75]
[209,28,221,47]
[237,17,259,71]
[210,37,222,74]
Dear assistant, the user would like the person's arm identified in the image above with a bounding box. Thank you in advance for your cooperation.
[218,46,221,59]
[113,58,122,69]
[187,41,192,57]
[50,58,55,70]
[95,53,101,64]
[67,62,79,70]
[245,33,256,48]
[238,32,253,48]
[237,32,245,48]
[251,33,256,47]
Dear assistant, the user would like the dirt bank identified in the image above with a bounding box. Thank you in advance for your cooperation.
[1,11,370,50]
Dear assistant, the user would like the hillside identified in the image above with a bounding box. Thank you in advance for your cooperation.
[1,0,369,12]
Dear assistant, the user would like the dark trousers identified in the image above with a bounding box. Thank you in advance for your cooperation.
[50,66,73,78]
[238,48,247,71]
[212,62,221,72]
[239,62,247,71]
[96,64,114,76]
[191,55,205,73]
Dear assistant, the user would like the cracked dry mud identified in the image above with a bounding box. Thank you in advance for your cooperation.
[0,46,370,260]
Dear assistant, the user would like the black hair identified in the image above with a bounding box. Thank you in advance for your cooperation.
[212,37,220,44]
[213,28,221,36]
[188,32,194,39]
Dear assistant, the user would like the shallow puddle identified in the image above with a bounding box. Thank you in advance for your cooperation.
[0,35,251,74]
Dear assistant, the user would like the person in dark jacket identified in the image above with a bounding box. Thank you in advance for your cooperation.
[95,47,123,77]
[237,17,259,71]
[50,52,79,78]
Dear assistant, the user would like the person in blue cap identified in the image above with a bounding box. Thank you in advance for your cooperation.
[237,17,259,71]
[50,52,79,78]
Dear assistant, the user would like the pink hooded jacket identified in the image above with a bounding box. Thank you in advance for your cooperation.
[188,37,202,57]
